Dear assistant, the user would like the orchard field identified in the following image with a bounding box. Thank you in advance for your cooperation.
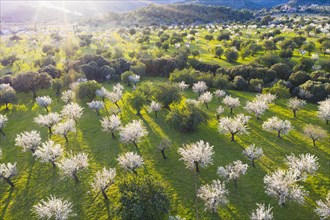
[0,5,330,220]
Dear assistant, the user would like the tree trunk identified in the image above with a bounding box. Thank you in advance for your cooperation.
[194,161,199,173]
[217,97,220,103]
[326,120,328,125]
[133,141,138,149]
[96,110,100,116]
[230,107,233,114]
[161,149,167,159]
[293,110,296,117]
[51,161,56,168]
[31,148,35,153]
[132,169,138,175]
[64,135,69,143]
[111,131,115,139]
[48,127,52,135]
[115,102,120,109]
[205,103,208,109]
[45,106,49,112]
[0,129,6,136]
[252,159,255,168]
[73,173,79,183]
[231,133,235,142]
[32,89,37,98]
[155,111,158,119]
[3,177,15,187]
[312,139,316,147]
[5,103,8,110]
[277,131,281,138]
[101,189,109,200]
[234,179,238,189]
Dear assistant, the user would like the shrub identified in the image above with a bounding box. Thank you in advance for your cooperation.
[263,81,290,98]
[153,82,181,108]
[166,100,208,132]
[121,71,135,86]
[299,80,327,102]
[270,63,292,80]
[225,49,239,63]
[213,74,230,89]
[289,70,311,87]
[13,72,51,97]
[233,76,248,91]
[169,68,197,85]
[129,90,147,115]
[76,80,101,101]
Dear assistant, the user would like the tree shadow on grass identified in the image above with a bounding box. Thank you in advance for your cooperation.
[0,187,14,219]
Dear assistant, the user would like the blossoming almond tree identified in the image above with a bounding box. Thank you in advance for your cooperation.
[0,162,17,187]
[317,98,330,124]
[214,90,226,103]
[223,95,240,114]
[315,192,330,220]
[34,140,63,168]
[197,179,229,213]
[61,90,75,104]
[36,96,52,112]
[33,196,74,220]
[178,140,214,173]
[303,124,327,146]
[34,112,61,135]
[192,81,208,96]
[198,91,213,109]
[287,97,306,117]
[250,204,273,220]
[100,114,121,138]
[264,169,308,206]
[244,100,268,119]
[178,81,189,91]
[285,153,319,181]
[96,87,110,101]
[58,152,88,183]
[0,114,8,136]
[87,100,104,115]
[148,101,162,118]
[243,144,263,167]
[119,120,148,148]
[262,117,292,138]
[54,120,76,143]
[218,114,250,141]
[15,130,41,153]
[61,103,83,124]
[91,167,116,200]
[117,152,144,174]
[217,160,248,188]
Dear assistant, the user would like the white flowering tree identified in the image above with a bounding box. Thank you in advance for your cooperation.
[36,96,52,112]
[157,138,171,159]
[178,81,189,91]
[34,140,63,168]
[117,152,144,174]
[0,114,8,136]
[108,90,122,109]
[119,120,148,148]
[315,192,330,220]
[0,162,17,187]
[34,112,61,135]
[262,117,292,138]
[218,114,250,141]
[250,204,273,220]
[223,95,240,114]
[96,87,109,101]
[214,90,226,103]
[216,106,224,119]
[87,100,104,115]
[192,81,208,96]
[33,196,74,220]
[91,167,116,200]
[113,83,124,93]
[287,97,306,117]
[148,101,162,118]
[317,98,330,124]
[54,120,76,143]
[178,140,214,173]
[100,114,121,138]
[197,180,229,213]
[264,169,308,206]
[255,93,277,105]
[61,90,75,104]
[198,91,213,109]
[285,153,319,181]
[61,103,83,124]
[243,144,263,167]
[217,160,248,188]
[303,124,327,146]
[15,130,41,153]
[58,152,88,183]
[244,100,268,119]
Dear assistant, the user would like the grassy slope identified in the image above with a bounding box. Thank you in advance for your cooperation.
[0,77,329,220]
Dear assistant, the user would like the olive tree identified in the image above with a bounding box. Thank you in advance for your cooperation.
[148,101,162,118]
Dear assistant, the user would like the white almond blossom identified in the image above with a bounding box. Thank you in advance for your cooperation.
[15,130,41,153]
[317,98,330,124]
[91,167,116,200]
[61,103,83,123]
[107,90,122,108]
[244,100,269,119]
[87,100,104,115]
[198,91,213,109]
[96,87,109,101]
[197,179,229,213]
[287,97,306,117]
[100,114,121,138]
[119,120,148,148]
[53,120,76,143]
[262,117,292,138]
[303,124,327,147]
[214,90,226,102]
[148,101,162,118]
[117,152,144,174]
[217,160,248,188]
[218,114,250,141]
[58,152,88,183]
[0,114,8,136]
[178,81,189,91]
[34,140,63,168]
[223,95,240,114]
[285,153,319,181]
[61,90,75,104]
[36,96,52,112]
[192,81,208,96]
[178,140,214,173]
[33,196,74,220]
[255,93,277,104]
[243,144,263,167]
[264,169,308,206]
[0,162,17,187]
[216,106,224,119]
[34,112,61,134]
[315,192,330,220]
[250,204,273,220]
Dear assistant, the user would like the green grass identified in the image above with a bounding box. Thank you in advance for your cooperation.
[0,78,329,219]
